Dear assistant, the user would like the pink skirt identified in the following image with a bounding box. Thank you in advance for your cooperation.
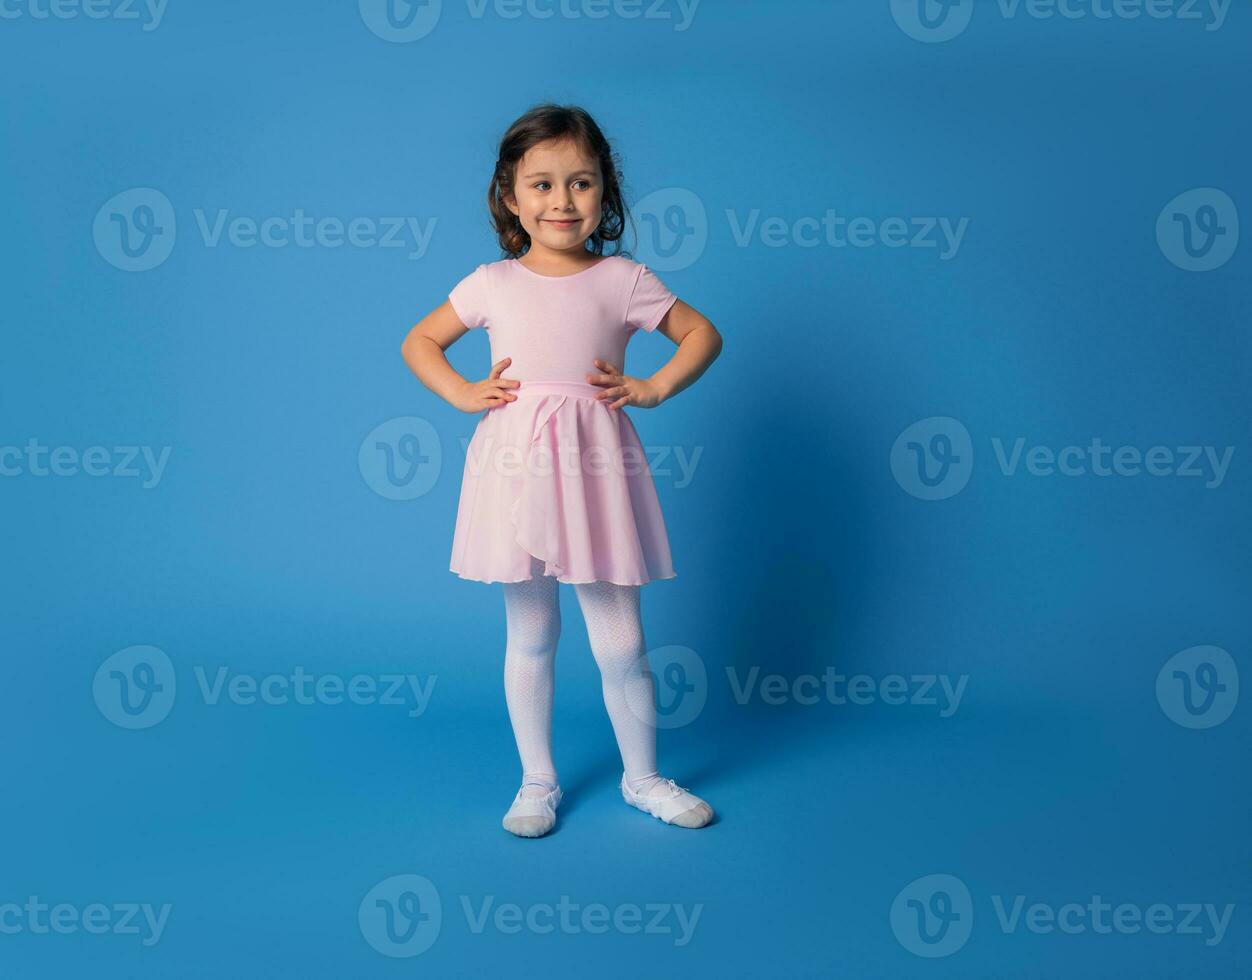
[449,381,676,586]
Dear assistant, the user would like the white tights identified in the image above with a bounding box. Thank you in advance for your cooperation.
[502,555,663,798]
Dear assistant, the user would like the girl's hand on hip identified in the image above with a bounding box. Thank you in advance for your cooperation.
[588,359,663,410]
[456,357,520,413]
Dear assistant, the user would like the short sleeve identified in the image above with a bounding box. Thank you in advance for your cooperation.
[625,263,678,333]
[448,264,489,329]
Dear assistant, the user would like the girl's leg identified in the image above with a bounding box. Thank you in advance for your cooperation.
[501,555,561,798]
[572,578,713,828]
[570,578,664,792]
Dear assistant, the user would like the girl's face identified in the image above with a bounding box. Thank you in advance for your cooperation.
[505,138,602,256]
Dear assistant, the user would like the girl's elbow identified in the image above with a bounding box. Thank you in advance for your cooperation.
[401,330,424,359]
[705,322,724,356]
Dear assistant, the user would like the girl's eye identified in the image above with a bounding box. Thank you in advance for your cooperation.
[532,181,593,192]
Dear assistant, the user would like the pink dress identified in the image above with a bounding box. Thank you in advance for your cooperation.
[446,255,679,586]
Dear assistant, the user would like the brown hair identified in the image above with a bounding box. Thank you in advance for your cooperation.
[487,103,633,259]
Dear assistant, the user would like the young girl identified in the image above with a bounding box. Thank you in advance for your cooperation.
[401,104,723,838]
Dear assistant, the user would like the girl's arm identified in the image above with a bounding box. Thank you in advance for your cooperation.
[650,299,723,401]
[590,299,723,409]
[401,301,521,413]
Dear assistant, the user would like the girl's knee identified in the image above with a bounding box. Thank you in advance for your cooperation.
[589,635,646,674]
[505,615,561,657]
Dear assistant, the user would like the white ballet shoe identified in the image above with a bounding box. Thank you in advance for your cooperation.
[620,774,714,829]
[502,781,563,838]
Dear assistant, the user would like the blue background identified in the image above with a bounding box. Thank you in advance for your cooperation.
[2,0,1249,975]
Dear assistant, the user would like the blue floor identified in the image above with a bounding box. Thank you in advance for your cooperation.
[5,605,1248,976]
